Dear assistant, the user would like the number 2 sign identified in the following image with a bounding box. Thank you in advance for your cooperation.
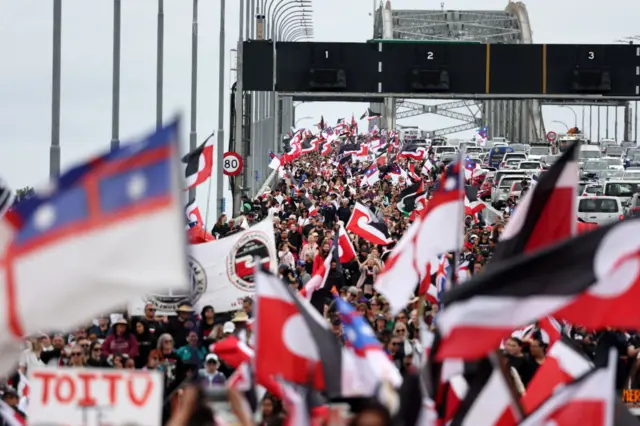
[223,152,243,176]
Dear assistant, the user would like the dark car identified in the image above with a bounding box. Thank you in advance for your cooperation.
[624,148,640,167]
[625,152,640,169]
[580,160,608,179]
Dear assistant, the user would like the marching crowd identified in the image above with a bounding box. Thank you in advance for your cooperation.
[2,123,639,426]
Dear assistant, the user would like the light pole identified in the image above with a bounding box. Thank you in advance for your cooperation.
[188,0,199,201]
[287,28,313,41]
[552,120,569,132]
[111,0,121,152]
[283,22,312,41]
[295,116,314,127]
[216,0,226,215]
[560,105,577,128]
[156,0,164,129]
[50,0,62,179]
[280,16,312,39]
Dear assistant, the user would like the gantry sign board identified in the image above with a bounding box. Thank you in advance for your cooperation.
[242,40,640,101]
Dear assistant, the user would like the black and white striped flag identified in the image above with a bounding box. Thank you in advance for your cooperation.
[0,178,14,218]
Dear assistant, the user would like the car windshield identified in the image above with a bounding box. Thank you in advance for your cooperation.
[633,154,640,161]
[605,146,623,156]
[519,162,539,169]
[510,144,527,152]
[467,147,483,154]
[542,155,561,164]
[578,198,619,213]
[500,177,522,188]
[580,150,602,159]
[529,147,548,155]
[626,148,639,157]
[605,182,640,197]
[584,185,602,194]
[603,158,622,166]
[584,161,607,170]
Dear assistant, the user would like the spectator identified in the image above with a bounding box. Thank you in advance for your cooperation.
[102,319,139,359]
[176,331,207,369]
[198,354,226,387]
[165,303,197,347]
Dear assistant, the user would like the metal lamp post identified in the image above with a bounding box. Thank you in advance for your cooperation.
[50,0,62,179]
[111,0,121,152]
[287,29,313,41]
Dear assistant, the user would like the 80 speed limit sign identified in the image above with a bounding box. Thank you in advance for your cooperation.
[223,152,243,176]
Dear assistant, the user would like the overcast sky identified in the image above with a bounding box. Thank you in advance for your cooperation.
[1,0,638,223]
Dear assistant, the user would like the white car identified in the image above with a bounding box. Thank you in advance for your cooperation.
[527,146,551,161]
[602,156,624,170]
[517,161,543,173]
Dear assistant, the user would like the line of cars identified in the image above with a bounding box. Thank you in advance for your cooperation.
[424,136,640,223]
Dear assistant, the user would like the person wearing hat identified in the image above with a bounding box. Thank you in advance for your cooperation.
[222,321,236,337]
[102,319,138,359]
[165,303,196,347]
[198,353,226,387]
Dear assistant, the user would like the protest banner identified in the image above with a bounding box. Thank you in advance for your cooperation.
[28,367,163,426]
[128,216,277,315]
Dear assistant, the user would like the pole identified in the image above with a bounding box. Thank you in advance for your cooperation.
[606,107,610,139]
[50,0,62,180]
[216,0,227,216]
[589,105,593,141]
[188,0,199,201]
[233,0,246,215]
[581,107,585,138]
[111,0,121,152]
[633,101,638,145]
[598,106,601,142]
[156,0,164,129]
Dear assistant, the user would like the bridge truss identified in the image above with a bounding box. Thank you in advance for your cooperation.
[372,1,545,142]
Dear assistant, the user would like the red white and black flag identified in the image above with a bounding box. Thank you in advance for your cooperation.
[182,134,215,190]
[436,217,640,360]
[360,108,381,121]
[346,202,393,246]
[490,141,579,262]
[0,177,14,218]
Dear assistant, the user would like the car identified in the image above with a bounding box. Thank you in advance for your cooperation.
[578,145,603,166]
[599,139,617,153]
[580,160,608,180]
[466,147,484,156]
[576,196,624,226]
[527,146,551,161]
[625,193,640,218]
[510,143,529,153]
[500,152,527,168]
[502,158,522,169]
[623,147,639,166]
[540,154,561,169]
[603,145,624,158]
[491,175,526,208]
[625,152,640,169]
[581,183,603,196]
[601,156,624,170]
[517,161,543,173]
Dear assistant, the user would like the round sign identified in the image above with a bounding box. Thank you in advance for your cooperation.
[546,131,558,142]
[223,152,243,176]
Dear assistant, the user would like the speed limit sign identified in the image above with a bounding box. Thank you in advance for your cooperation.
[223,152,243,176]
[546,131,558,143]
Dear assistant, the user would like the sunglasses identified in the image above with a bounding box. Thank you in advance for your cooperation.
[71,352,83,357]
[93,347,102,351]
[146,308,156,312]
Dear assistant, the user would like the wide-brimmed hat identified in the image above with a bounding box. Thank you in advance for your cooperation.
[231,311,249,323]
[176,303,194,313]
[114,319,128,326]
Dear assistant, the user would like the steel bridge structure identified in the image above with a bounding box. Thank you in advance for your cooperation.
[372,1,546,141]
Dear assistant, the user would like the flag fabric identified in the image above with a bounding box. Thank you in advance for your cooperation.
[182,134,215,190]
[0,177,14,218]
[519,349,617,426]
[361,164,380,187]
[300,253,333,300]
[436,217,640,361]
[463,157,479,181]
[336,223,357,263]
[0,120,188,376]
[490,141,579,263]
[335,297,403,391]
[360,108,381,121]
[398,145,426,161]
[210,335,254,369]
[397,182,427,214]
[375,161,463,315]
[185,198,203,226]
[522,337,593,415]
[0,400,24,426]
[346,202,393,246]
[450,356,521,426]
[254,268,343,398]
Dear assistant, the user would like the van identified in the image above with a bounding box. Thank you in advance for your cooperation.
[578,145,602,165]
[603,179,640,204]
[576,196,624,225]
[433,146,457,157]
[501,152,527,168]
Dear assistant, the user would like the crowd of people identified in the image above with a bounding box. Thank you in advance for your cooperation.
[2,126,638,426]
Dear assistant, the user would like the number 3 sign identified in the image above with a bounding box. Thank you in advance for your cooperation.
[223,152,243,176]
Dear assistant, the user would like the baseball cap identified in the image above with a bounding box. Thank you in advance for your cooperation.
[223,321,236,334]
[347,286,359,296]
[205,353,219,363]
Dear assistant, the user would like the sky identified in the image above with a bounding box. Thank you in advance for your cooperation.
[1,0,639,225]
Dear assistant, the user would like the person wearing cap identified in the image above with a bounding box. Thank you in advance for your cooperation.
[296,260,311,287]
[222,321,236,337]
[101,319,139,359]
[1,386,25,420]
[165,303,196,347]
[198,353,226,387]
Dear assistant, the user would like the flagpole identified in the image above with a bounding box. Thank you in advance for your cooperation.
[200,130,217,230]
[489,350,526,419]
[449,147,468,296]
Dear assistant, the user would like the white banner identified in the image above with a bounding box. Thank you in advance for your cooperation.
[28,367,163,426]
[129,216,277,315]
